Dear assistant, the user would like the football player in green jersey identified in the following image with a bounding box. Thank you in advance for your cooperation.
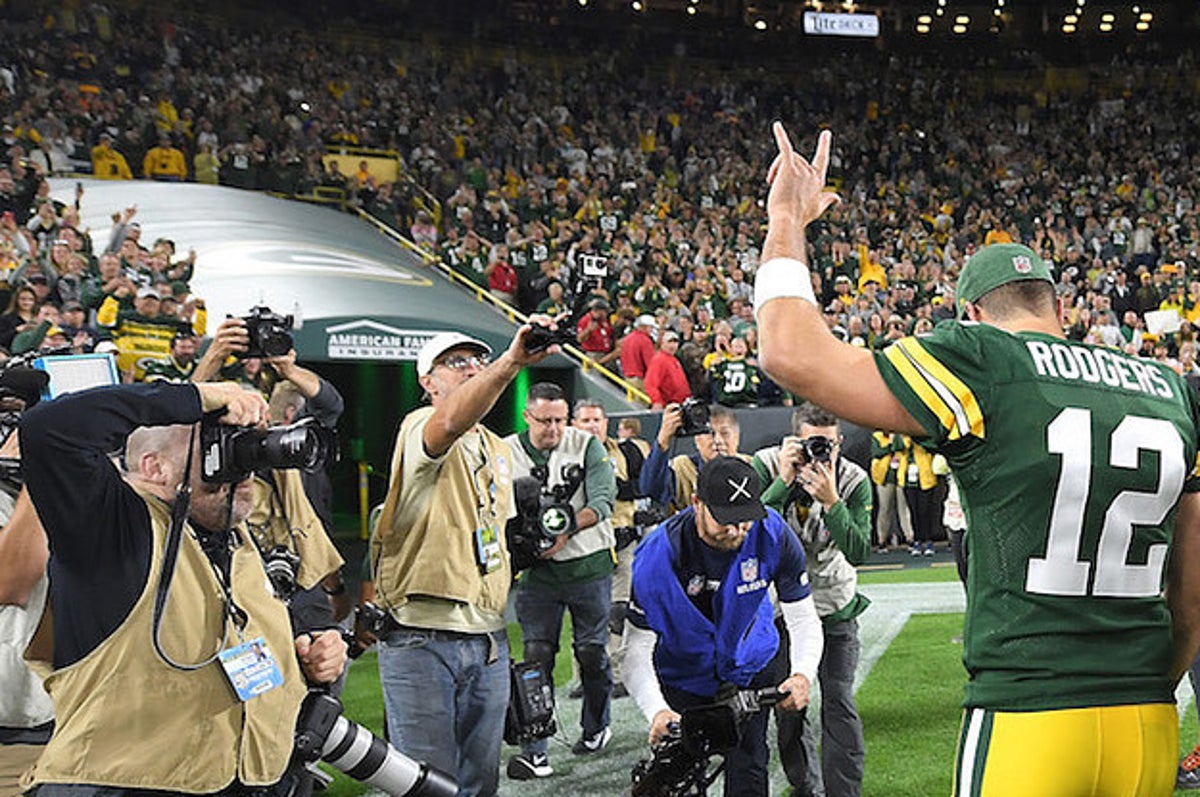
[753,122,1200,797]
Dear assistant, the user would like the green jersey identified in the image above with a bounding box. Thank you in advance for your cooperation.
[876,321,1200,711]
[710,358,760,407]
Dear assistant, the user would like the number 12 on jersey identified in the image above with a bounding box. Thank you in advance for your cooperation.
[1026,408,1185,598]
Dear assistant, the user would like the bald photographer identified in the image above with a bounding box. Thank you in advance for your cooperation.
[18,382,347,796]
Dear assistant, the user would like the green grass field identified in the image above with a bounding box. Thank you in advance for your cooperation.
[321,567,1200,796]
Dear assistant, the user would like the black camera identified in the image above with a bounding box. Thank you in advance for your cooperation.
[630,687,786,797]
[200,414,336,483]
[345,601,389,659]
[240,305,295,359]
[506,463,584,571]
[523,322,575,354]
[291,690,456,797]
[674,398,712,438]
[357,600,388,636]
[798,436,834,464]
[261,545,301,602]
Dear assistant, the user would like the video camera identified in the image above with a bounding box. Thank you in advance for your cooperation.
[201,414,336,484]
[239,305,296,359]
[290,690,456,797]
[506,462,585,572]
[522,251,610,355]
[629,687,786,797]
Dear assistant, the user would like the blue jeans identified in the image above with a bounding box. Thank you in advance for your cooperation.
[378,627,510,797]
[514,573,613,756]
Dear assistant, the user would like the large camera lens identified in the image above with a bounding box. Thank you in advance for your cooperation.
[323,716,457,797]
[800,436,833,463]
[202,416,335,483]
[252,421,331,471]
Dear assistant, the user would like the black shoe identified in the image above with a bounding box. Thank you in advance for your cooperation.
[613,682,629,699]
[568,682,584,699]
[507,752,553,780]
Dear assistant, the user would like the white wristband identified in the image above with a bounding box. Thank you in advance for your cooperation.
[753,257,817,317]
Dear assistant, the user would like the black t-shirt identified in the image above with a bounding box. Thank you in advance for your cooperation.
[21,383,204,668]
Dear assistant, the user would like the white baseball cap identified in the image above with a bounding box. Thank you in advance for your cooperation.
[635,314,656,327]
[417,331,491,375]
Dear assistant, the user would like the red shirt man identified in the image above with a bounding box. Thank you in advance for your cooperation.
[644,331,691,408]
[620,315,656,383]
[576,299,615,355]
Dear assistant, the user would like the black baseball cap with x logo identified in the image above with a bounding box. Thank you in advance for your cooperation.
[696,456,766,526]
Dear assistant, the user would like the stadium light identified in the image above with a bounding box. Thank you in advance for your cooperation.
[631,0,643,10]
[955,14,969,23]
[1140,11,1153,21]
[1065,13,1078,23]
[993,8,1001,16]
[916,23,930,33]
[918,14,932,23]
[1135,20,1149,30]
[754,18,767,30]
[936,7,944,16]
[1062,23,1076,32]
[937,0,946,6]
[686,4,696,14]
[1100,12,1114,21]
[996,0,1004,5]
[578,0,588,6]
[953,23,966,33]
[1099,21,1113,31]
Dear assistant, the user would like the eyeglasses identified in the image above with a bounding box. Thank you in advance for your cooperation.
[527,414,568,427]
[437,354,488,371]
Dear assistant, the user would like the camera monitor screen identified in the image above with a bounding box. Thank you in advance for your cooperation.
[32,353,120,399]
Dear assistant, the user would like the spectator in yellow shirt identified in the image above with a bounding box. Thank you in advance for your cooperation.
[143,135,187,181]
[90,134,132,180]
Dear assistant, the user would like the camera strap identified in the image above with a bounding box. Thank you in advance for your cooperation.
[151,423,246,671]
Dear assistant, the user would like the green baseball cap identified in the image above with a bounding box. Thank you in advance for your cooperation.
[955,243,1054,318]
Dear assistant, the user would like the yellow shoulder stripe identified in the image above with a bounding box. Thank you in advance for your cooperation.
[887,338,985,440]
[884,344,959,438]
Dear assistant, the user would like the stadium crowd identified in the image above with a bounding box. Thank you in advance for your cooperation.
[4,5,1200,407]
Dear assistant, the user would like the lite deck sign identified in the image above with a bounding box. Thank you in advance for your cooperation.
[803,11,880,37]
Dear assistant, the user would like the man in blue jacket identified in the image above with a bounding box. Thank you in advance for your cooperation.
[624,456,824,797]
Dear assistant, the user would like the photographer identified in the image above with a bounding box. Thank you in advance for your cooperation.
[244,365,349,633]
[18,381,347,796]
[640,403,745,514]
[503,382,618,780]
[751,403,872,797]
[371,326,556,797]
[570,399,644,698]
[575,298,618,366]
[624,457,823,797]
